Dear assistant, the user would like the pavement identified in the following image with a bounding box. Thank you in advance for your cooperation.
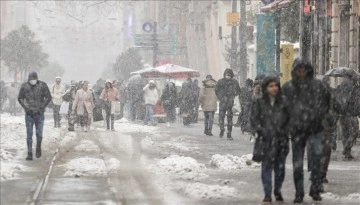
[1,117,360,205]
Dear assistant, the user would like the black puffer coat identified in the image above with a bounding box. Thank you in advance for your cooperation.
[215,69,241,109]
[282,58,330,136]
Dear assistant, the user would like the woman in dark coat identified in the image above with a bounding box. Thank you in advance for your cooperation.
[251,76,290,203]
[161,82,178,123]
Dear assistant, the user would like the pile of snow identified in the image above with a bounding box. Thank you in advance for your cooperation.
[105,158,121,173]
[0,148,13,160]
[114,120,158,133]
[59,157,107,177]
[346,193,360,199]
[209,154,260,171]
[142,136,155,149]
[162,142,192,152]
[74,140,100,153]
[182,182,239,200]
[60,132,77,148]
[1,162,26,181]
[321,192,340,200]
[149,155,208,181]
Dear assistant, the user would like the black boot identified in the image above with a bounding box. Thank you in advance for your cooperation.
[219,129,225,138]
[227,132,233,140]
[36,142,42,158]
[26,152,33,160]
[204,129,208,135]
[293,196,303,203]
[310,192,322,201]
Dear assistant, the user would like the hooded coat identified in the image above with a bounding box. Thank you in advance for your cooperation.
[100,81,119,102]
[51,78,65,106]
[282,58,330,136]
[178,81,197,114]
[199,79,218,112]
[215,69,241,108]
[161,82,178,108]
[18,72,52,114]
[143,81,159,105]
[335,76,360,116]
[251,76,290,161]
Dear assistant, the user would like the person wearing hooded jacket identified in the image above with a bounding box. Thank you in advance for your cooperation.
[282,57,330,203]
[251,76,290,203]
[100,80,119,131]
[143,80,159,126]
[18,72,52,160]
[161,82,178,124]
[51,77,65,128]
[199,75,218,136]
[215,68,241,140]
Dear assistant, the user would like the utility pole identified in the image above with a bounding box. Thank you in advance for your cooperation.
[153,21,158,67]
[275,11,281,74]
[239,0,247,86]
[230,0,238,71]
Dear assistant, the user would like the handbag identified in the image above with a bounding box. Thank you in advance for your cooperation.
[59,101,69,114]
[111,101,121,114]
[252,135,265,162]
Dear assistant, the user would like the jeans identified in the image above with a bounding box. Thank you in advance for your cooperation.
[104,102,114,129]
[340,116,359,156]
[144,104,154,125]
[25,113,44,153]
[53,105,61,125]
[204,111,215,131]
[261,142,289,197]
[292,132,323,198]
[219,105,233,133]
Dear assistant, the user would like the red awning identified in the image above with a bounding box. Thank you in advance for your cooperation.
[260,0,295,13]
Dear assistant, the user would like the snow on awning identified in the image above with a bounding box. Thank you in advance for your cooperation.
[260,0,295,13]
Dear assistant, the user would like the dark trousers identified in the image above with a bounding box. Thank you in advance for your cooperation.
[261,143,289,196]
[339,116,359,156]
[193,104,199,123]
[104,102,114,129]
[321,125,336,179]
[119,102,125,119]
[25,113,44,153]
[219,105,233,133]
[292,133,323,198]
[204,111,215,132]
[79,107,89,127]
[53,105,61,125]
[165,105,176,123]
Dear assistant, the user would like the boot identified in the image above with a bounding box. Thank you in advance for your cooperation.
[309,192,322,201]
[36,144,42,158]
[208,130,213,136]
[26,152,33,160]
[262,196,272,203]
[293,196,303,203]
[204,129,208,135]
[219,129,225,138]
[227,132,233,140]
[275,193,284,201]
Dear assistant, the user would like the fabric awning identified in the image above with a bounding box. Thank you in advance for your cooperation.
[260,0,295,12]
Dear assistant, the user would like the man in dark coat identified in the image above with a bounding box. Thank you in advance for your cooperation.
[236,78,253,133]
[179,79,196,126]
[282,58,330,203]
[18,72,52,160]
[215,68,241,140]
[336,74,360,159]
[161,82,178,123]
[251,76,290,203]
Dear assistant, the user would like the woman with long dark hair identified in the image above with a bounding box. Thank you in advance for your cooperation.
[100,80,119,131]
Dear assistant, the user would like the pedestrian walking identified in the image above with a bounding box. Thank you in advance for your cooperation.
[236,79,253,133]
[179,78,197,126]
[336,74,360,160]
[63,81,78,131]
[72,81,95,132]
[143,80,159,126]
[0,80,7,113]
[251,76,290,203]
[50,77,65,128]
[100,80,119,131]
[282,57,330,203]
[161,82,178,125]
[18,72,52,160]
[7,82,18,115]
[118,80,127,120]
[199,75,218,136]
[215,68,241,140]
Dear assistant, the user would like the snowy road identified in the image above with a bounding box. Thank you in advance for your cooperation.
[1,114,360,204]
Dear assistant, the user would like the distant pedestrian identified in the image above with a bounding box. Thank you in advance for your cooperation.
[236,79,253,133]
[251,76,290,203]
[179,78,196,126]
[100,80,119,131]
[18,72,52,160]
[336,74,360,160]
[215,68,241,140]
[72,81,95,132]
[282,57,330,203]
[50,77,65,128]
[161,82,178,125]
[63,81,78,131]
[143,80,159,126]
[192,79,201,123]
[7,83,18,115]
[199,75,218,136]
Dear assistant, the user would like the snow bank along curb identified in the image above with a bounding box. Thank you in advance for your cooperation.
[182,182,239,200]
[209,154,260,171]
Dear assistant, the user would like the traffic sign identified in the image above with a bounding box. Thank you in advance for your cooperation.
[227,12,240,26]
[143,22,153,32]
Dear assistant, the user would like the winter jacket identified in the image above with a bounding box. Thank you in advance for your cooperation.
[335,79,360,116]
[72,89,95,115]
[161,83,178,108]
[51,83,65,105]
[18,81,52,115]
[63,88,76,103]
[282,58,330,136]
[179,81,197,114]
[215,69,241,108]
[251,76,290,161]
[100,87,119,102]
[143,84,159,105]
[199,79,218,112]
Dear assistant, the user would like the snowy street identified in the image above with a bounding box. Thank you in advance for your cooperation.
[1,114,360,205]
